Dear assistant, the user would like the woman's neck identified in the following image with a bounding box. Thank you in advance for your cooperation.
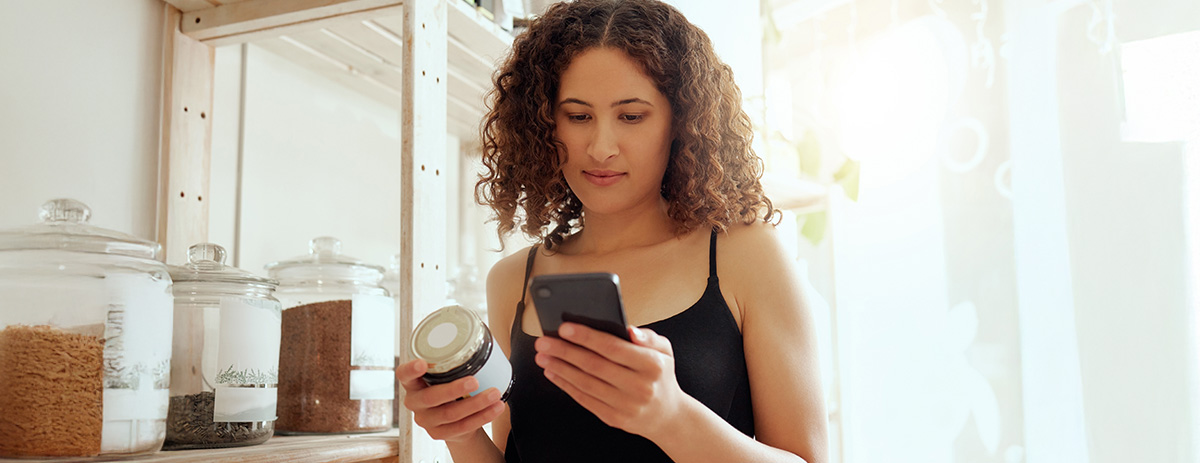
[566,197,677,255]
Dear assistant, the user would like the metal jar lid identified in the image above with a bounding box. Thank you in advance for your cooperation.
[411,305,486,374]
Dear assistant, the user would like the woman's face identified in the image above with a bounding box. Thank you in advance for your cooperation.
[554,47,674,217]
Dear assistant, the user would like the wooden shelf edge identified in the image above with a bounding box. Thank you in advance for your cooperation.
[166,429,401,463]
[0,430,401,463]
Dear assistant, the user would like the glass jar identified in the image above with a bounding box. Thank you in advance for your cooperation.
[411,305,512,400]
[266,237,395,434]
[165,243,280,449]
[0,198,173,458]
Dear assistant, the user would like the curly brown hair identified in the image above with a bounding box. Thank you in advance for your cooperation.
[476,0,777,250]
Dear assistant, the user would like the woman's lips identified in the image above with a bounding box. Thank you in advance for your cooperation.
[582,170,626,186]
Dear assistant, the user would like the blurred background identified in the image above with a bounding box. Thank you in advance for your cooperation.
[753,1,1199,463]
[3,1,1198,462]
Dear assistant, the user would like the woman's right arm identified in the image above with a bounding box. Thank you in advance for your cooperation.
[397,247,530,462]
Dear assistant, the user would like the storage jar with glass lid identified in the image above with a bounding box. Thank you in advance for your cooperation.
[165,243,281,449]
[266,236,395,434]
[0,198,173,458]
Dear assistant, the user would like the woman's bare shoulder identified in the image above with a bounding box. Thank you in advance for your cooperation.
[485,245,537,354]
[487,246,536,286]
[720,220,788,268]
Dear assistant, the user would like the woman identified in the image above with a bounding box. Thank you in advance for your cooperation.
[397,1,827,461]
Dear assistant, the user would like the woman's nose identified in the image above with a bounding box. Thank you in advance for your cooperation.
[586,121,618,162]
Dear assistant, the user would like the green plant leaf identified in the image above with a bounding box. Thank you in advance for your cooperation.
[799,210,828,245]
[833,158,861,202]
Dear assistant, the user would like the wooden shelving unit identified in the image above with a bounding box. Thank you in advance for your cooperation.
[153,0,512,462]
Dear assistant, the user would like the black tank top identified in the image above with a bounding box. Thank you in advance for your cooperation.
[504,230,755,462]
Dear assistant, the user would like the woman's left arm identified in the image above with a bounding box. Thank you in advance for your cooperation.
[725,222,829,462]
[533,224,828,463]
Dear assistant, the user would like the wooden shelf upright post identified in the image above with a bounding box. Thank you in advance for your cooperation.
[400,0,451,460]
[158,4,215,265]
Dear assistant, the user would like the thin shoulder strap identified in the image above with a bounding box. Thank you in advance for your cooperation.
[516,245,539,318]
[708,228,718,278]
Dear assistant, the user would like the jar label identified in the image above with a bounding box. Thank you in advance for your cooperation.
[102,273,173,392]
[349,294,395,400]
[468,341,513,398]
[214,387,278,422]
[350,294,396,368]
[212,297,282,422]
[101,388,170,453]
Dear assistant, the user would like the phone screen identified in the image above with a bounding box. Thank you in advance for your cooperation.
[530,272,631,341]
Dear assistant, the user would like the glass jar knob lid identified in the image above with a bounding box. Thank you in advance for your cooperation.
[310,236,342,257]
[39,198,91,223]
[0,198,163,260]
[188,243,227,267]
[170,242,277,287]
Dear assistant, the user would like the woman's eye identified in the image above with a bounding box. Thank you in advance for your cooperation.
[567,114,591,122]
[621,114,644,122]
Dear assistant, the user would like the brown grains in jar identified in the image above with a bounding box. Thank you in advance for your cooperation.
[276,300,392,433]
[164,391,273,449]
[0,324,105,458]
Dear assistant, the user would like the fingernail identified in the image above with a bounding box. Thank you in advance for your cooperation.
[488,388,501,401]
[534,353,547,366]
[465,378,479,392]
[560,324,575,337]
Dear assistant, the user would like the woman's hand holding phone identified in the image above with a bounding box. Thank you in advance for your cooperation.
[397,359,506,443]
[533,322,691,441]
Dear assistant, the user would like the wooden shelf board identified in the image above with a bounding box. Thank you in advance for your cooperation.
[0,429,400,463]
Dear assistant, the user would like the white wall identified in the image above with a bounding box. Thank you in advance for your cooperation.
[0,0,163,239]
[212,44,404,276]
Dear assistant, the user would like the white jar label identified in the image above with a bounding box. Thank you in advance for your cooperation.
[103,273,173,392]
[349,370,395,400]
[349,294,395,400]
[212,297,282,422]
[214,387,278,422]
[101,388,169,453]
[350,294,396,368]
[468,343,513,398]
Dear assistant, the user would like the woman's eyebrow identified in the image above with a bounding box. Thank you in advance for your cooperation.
[557,97,654,108]
[559,97,592,107]
[612,98,653,107]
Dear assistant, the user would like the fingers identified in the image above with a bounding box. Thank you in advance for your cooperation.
[425,396,506,440]
[416,388,506,439]
[403,375,479,411]
[550,323,669,373]
[535,349,625,401]
[397,359,429,392]
[543,368,627,429]
[400,369,505,442]
[629,327,673,356]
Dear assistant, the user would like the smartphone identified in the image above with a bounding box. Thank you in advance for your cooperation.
[530,272,632,342]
